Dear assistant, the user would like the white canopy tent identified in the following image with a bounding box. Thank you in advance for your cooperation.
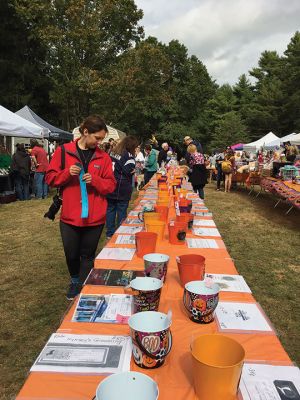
[290,133,300,145]
[0,105,47,138]
[243,132,279,152]
[265,132,297,149]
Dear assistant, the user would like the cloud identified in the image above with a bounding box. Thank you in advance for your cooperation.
[135,0,300,84]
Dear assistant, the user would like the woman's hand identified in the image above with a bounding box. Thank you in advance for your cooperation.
[82,173,92,184]
[69,165,81,176]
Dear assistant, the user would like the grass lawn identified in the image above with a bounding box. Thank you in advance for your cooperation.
[0,184,299,399]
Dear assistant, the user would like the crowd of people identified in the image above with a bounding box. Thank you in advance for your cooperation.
[3,116,299,299]
[9,140,49,201]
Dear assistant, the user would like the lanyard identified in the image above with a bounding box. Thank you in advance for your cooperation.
[79,167,89,218]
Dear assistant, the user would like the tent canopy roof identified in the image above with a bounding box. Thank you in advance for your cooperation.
[16,106,72,141]
[290,133,300,145]
[265,132,297,149]
[243,132,279,151]
[0,105,45,138]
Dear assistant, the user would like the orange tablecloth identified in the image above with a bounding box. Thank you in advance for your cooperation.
[17,180,291,400]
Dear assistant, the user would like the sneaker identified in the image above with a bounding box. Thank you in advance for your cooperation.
[66,282,82,300]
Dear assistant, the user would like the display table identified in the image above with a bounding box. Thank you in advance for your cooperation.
[260,177,300,210]
[17,177,292,400]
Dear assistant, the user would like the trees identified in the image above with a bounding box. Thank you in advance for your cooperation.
[0,0,52,117]
[210,111,248,151]
[282,31,300,132]
[14,0,144,129]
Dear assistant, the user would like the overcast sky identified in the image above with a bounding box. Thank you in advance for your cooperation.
[134,0,300,85]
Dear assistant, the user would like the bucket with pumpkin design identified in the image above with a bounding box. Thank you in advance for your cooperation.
[183,280,219,323]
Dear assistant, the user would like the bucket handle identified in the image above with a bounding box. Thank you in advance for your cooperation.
[135,330,172,360]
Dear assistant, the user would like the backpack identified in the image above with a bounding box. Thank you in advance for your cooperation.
[221,160,232,173]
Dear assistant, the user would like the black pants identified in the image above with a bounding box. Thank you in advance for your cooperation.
[216,164,223,189]
[144,170,156,185]
[193,184,205,199]
[60,221,104,282]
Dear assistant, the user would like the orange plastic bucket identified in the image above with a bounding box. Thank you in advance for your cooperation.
[156,200,169,207]
[154,205,169,222]
[176,254,205,286]
[135,232,158,258]
[143,212,161,225]
[145,220,165,241]
[191,334,245,400]
[168,221,186,245]
[177,213,193,230]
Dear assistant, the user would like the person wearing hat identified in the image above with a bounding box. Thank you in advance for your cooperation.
[184,136,203,163]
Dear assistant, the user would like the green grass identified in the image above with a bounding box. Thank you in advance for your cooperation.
[0,184,299,399]
[204,183,300,363]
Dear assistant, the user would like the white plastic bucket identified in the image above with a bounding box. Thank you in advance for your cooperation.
[96,371,159,400]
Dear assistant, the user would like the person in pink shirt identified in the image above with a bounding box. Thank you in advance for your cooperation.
[30,139,49,199]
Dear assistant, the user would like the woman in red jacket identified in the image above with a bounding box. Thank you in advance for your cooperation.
[46,115,116,299]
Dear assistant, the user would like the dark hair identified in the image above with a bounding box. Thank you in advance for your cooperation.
[30,139,40,148]
[103,142,111,152]
[114,136,139,156]
[79,115,108,134]
[144,144,152,151]
[16,143,25,151]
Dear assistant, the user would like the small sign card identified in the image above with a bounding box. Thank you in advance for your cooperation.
[205,274,252,293]
[116,226,143,234]
[193,219,216,227]
[216,302,273,332]
[72,294,133,323]
[193,227,221,237]
[31,333,132,374]
[115,235,136,245]
[186,238,219,249]
[96,247,135,261]
[239,363,300,400]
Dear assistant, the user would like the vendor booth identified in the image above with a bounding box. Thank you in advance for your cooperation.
[16,106,73,142]
[0,105,46,202]
[243,132,279,153]
[265,132,297,149]
[290,133,300,145]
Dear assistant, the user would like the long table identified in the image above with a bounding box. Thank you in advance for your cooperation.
[17,178,292,400]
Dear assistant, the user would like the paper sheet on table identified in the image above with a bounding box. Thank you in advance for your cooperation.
[116,226,143,234]
[194,211,213,216]
[96,247,135,261]
[205,274,252,293]
[30,333,132,374]
[115,235,136,245]
[193,205,208,210]
[128,210,139,216]
[124,218,142,225]
[186,238,219,249]
[193,219,216,227]
[239,363,300,400]
[72,294,133,323]
[193,227,221,237]
[216,302,273,332]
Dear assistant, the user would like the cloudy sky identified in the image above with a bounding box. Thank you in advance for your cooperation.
[134,0,300,85]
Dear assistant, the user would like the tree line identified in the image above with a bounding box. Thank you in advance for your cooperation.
[1,0,299,151]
